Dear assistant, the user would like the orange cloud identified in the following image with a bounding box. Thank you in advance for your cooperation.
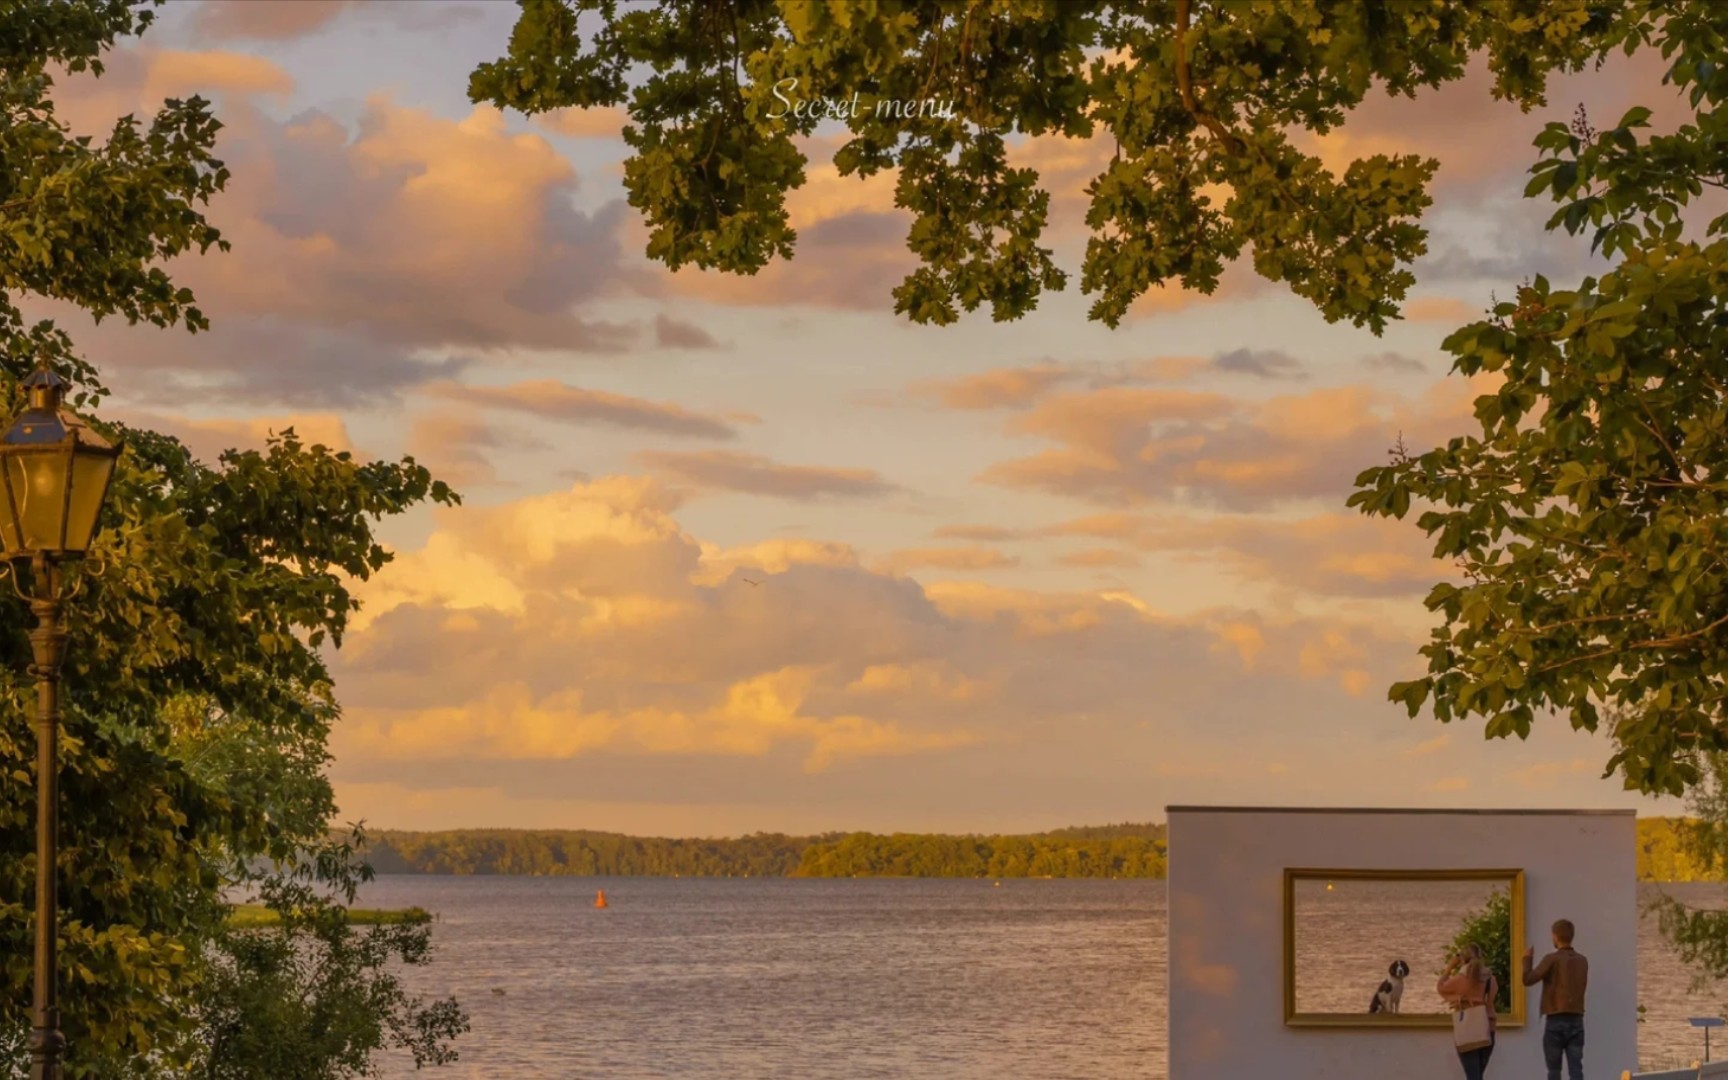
[536,106,631,140]
[1056,548,1141,570]
[1297,628,1375,697]
[846,661,989,703]
[636,450,898,501]
[1051,511,1447,599]
[914,364,1073,410]
[1407,733,1452,757]
[404,411,549,489]
[982,374,1493,510]
[909,356,1215,413]
[342,669,975,774]
[331,476,1425,793]
[1404,296,1481,323]
[423,380,744,439]
[874,546,1020,575]
[113,409,354,464]
[932,524,1024,542]
[693,538,861,586]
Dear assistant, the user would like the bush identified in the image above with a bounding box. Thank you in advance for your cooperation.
[1443,888,1513,1013]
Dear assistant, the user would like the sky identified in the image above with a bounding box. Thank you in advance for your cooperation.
[40,0,1700,835]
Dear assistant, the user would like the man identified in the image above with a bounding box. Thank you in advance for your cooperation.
[1524,917,1589,1080]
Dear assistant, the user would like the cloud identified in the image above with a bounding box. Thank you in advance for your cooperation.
[1404,296,1481,323]
[71,315,470,408]
[342,669,976,774]
[188,0,483,41]
[914,363,1075,410]
[1428,777,1471,793]
[1363,352,1428,374]
[331,475,1429,787]
[211,97,632,351]
[980,375,1489,511]
[404,411,549,488]
[47,48,643,407]
[423,380,743,439]
[1415,245,1533,283]
[1050,512,1449,599]
[1507,758,1597,790]
[908,355,1230,414]
[691,538,861,587]
[190,0,353,40]
[636,450,899,501]
[1056,548,1142,570]
[874,546,1020,574]
[1298,51,1683,195]
[535,106,630,140]
[1210,349,1305,380]
[653,314,724,350]
[1406,733,1452,758]
[932,524,1024,542]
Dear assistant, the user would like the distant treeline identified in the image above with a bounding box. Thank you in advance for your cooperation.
[798,825,1167,878]
[359,823,1166,879]
[1636,816,1716,882]
[356,819,1715,882]
[362,830,814,877]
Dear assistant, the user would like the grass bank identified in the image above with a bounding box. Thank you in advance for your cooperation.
[227,904,430,929]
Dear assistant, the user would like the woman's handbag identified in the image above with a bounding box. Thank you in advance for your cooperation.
[1452,975,1493,1052]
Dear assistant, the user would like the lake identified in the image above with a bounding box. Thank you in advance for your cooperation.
[356,877,1726,1078]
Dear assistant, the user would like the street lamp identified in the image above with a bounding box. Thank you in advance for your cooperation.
[0,366,120,1080]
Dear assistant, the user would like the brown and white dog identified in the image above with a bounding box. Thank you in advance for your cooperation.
[1368,959,1410,1014]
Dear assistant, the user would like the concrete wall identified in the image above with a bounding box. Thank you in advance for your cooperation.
[1166,808,1636,1079]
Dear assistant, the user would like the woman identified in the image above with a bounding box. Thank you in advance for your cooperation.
[1437,944,1499,1080]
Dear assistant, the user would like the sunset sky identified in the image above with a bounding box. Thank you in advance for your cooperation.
[45,0,1693,834]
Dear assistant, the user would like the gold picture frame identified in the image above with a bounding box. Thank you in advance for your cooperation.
[1282,867,1527,1028]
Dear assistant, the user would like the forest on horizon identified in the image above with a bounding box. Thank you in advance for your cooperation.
[357,819,1714,882]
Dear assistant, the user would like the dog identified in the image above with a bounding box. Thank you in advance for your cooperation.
[1368,959,1410,1014]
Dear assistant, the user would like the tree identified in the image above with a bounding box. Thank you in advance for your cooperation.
[1443,888,1513,1014]
[1651,753,1728,997]
[1,2,465,1074]
[472,1,1728,796]
[193,830,467,1080]
[1351,4,1728,797]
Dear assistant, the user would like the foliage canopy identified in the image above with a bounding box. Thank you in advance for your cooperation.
[472,0,1630,331]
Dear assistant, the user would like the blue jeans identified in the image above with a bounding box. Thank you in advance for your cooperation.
[1459,1032,1495,1080]
[1544,1014,1585,1080]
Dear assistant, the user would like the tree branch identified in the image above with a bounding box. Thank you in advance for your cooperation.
[1536,610,1728,674]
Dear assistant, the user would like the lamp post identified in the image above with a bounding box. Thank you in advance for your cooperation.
[0,367,120,1080]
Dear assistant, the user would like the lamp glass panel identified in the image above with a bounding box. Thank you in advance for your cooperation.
[8,449,70,552]
[64,452,115,552]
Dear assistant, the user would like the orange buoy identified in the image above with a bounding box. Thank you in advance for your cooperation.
[595,889,608,909]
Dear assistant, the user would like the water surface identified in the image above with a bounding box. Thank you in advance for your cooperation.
[357,877,1724,1078]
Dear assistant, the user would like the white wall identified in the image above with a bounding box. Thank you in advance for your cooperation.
[1166,808,1636,1080]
